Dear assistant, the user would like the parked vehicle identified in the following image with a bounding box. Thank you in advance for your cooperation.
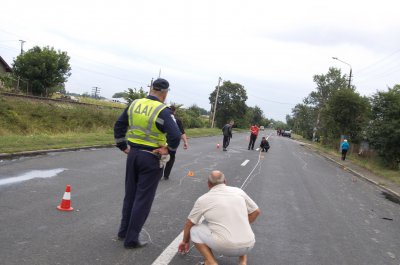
[260,126,265,131]
[282,130,292,137]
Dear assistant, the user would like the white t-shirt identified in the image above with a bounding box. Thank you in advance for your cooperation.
[188,184,259,249]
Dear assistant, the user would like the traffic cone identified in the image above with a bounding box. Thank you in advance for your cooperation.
[216,143,220,149]
[57,185,74,211]
[187,171,195,177]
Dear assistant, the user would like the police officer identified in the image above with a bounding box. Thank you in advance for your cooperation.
[114,78,181,248]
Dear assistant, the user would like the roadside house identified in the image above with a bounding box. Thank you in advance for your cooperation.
[0,56,12,74]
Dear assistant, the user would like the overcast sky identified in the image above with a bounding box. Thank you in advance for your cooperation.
[1,0,399,121]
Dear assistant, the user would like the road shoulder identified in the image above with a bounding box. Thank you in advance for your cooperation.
[293,139,400,201]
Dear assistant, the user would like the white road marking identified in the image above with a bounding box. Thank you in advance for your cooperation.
[387,252,396,259]
[0,168,66,186]
[241,160,250,166]
[151,231,183,265]
[152,132,274,265]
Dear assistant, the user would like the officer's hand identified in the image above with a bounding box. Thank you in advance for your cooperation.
[183,142,188,149]
[178,241,190,254]
[123,147,130,154]
[153,145,169,155]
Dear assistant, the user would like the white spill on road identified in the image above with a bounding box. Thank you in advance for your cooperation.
[241,159,250,166]
[0,168,66,186]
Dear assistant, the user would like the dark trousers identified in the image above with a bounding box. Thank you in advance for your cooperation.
[118,148,162,246]
[341,149,348,160]
[248,134,257,150]
[261,146,269,152]
[163,152,176,179]
[223,135,230,149]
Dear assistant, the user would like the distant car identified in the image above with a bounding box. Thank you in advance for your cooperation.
[260,126,265,131]
[282,130,292,137]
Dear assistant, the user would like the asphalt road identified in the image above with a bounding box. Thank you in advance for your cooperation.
[0,130,399,265]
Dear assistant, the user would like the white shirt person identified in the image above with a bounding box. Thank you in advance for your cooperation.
[178,170,261,265]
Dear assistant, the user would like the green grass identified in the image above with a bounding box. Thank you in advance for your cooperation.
[0,131,114,153]
[292,134,400,185]
[77,97,126,109]
[0,96,122,135]
[0,127,230,154]
[186,128,222,137]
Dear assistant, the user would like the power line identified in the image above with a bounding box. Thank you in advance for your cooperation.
[248,93,295,105]
[357,48,400,75]
[73,65,144,85]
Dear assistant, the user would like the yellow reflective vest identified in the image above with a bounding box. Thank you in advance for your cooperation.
[126,98,167,147]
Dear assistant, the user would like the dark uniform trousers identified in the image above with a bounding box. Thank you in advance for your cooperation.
[118,147,162,245]
[163,152,176,179]
[248,134,257,150]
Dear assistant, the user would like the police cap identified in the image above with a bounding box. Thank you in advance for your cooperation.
[152,78,169,91]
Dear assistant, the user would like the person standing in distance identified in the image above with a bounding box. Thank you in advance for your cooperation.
[163,105,188,180]
[248,124,259,150]
[221,120,234,151]
[114,78,182,248]
[178,170,261,265]
[341,139,350,161]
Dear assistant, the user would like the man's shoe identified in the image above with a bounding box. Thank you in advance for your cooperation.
[124,241,148,249]
[117,236,125,241]
[223,148,227,151]
[164,176,169,180]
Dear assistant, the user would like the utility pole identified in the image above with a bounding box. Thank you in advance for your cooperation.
[332,57,352,89]
[148,78,154,94]
[348,68,352,89]
[19,40,26,55]
[17,40,26,92]
[211,77,222,128]
[92,86,101,99]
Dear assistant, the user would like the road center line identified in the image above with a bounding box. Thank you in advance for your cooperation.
[241,159,250,166]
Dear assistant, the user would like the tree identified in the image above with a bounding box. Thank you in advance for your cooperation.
[112,92,127,98]
[368,85,400,168]
[12,46,71,97]
[305,67,349,140]
[322,88,370,142]
[251,105,264,125]
[209,81,248,128]
[187,104,209,116]
[124,87,148,103]
[290,104,316,139]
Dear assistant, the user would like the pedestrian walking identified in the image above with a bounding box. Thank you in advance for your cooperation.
[113,78,182,249]
[341,139,350,161]
[248,124,259,150]
[221,120,234,151]
[178,170,261,265]
[163,105,188,180]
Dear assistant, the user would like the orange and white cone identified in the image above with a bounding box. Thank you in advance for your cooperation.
[217,143,220,149]
[57,185,74,211]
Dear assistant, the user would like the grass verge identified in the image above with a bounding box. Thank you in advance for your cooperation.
[0,128,242,154]
[0,131,115,153]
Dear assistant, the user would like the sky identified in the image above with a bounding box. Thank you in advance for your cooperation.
[1,0,399,121]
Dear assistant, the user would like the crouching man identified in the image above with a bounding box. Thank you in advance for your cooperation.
[178,170,261,265]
